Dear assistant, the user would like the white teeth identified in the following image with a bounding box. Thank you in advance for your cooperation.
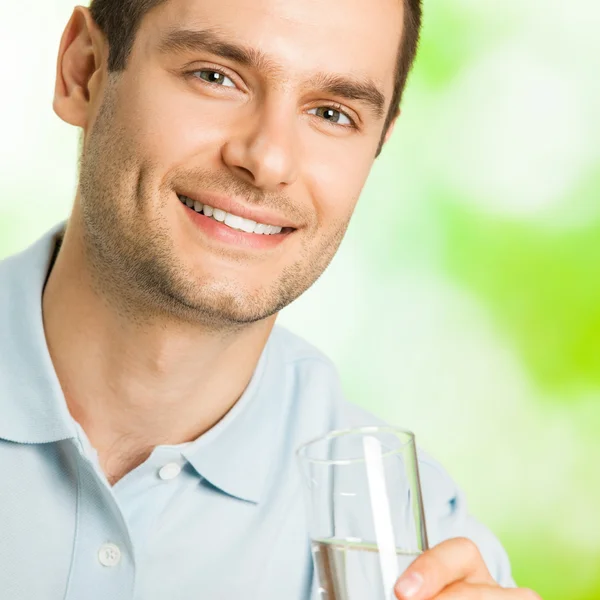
[224,213,243,230]
[213,208,226,222]
[254,224,267,235]
[240,219,257,233]
[178,195,286,235]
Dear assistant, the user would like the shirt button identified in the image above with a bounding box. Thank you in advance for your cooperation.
[98,543,122,567]
[158,462,182,481]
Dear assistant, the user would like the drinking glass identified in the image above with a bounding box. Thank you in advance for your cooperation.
[296,426,428,600]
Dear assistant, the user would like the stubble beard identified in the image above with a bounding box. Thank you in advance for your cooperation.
[76,84,350,332]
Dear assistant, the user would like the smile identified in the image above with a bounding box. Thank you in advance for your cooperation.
[177,194,286,236]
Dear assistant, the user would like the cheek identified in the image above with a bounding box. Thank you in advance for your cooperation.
[119,72,227,167]
[307,149,372,224]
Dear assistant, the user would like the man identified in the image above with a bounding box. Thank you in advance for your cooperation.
[0,0,540,598]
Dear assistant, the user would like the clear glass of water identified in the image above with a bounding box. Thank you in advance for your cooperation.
[296,426,429,600]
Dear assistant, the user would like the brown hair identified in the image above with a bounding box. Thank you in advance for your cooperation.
[89,0,423,155]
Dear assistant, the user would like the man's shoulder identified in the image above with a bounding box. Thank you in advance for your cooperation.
[0,244,23,282]
[0,244,31,312]
[269,325,359,410]
[266,325,381,437]
[0,223,63,292]
[268,326,443,466]
[269,324,337,367]
[269,325,463,516]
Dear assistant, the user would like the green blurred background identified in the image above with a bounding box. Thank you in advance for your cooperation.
[1,0,598,597]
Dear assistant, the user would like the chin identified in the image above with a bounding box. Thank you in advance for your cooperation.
[164,277,277,326]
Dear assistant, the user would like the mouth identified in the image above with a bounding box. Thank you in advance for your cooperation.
[177,194,295,237]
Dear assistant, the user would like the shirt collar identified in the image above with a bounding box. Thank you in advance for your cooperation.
[0,221,76,443]
[181,334,286,504]
[0,222,288,504]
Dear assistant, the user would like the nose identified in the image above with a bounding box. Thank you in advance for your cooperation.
[221,95,299,192]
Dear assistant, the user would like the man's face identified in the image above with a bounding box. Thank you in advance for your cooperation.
[78,0,402,327]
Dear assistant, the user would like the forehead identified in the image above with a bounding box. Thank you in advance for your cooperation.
[142,0,403,97]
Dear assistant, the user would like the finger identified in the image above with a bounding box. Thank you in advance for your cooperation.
[429,581,543,600]
[394,537,495,600]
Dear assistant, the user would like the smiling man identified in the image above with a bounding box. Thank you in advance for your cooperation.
[0,1,540,599]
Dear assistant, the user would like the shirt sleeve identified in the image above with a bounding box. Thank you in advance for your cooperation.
[417,453,517,588]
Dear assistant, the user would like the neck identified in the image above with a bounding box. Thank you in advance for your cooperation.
[42,221,275,485]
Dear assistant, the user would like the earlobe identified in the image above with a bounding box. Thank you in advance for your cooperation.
[53,7,106,129]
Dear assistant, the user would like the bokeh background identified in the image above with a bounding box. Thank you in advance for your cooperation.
[1,0,598,598]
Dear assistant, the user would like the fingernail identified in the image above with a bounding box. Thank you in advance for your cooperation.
[395,572,424,599]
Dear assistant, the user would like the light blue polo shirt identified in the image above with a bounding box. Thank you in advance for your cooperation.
[0,223,516,599]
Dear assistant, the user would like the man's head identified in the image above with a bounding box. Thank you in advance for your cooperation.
[88,0,422,151]
[54,0,422,328]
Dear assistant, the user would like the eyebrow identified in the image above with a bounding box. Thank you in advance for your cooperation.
[158,28,387,120]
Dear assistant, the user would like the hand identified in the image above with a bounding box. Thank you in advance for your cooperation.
[393,537,541,600]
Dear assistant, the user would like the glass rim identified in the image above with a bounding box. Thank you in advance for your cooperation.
[295,425,416,466]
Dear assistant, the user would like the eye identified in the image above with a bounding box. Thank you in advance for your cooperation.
[308,105,356,128]
[191,69,237,88]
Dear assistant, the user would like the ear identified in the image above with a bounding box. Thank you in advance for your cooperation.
[53,7,108,129]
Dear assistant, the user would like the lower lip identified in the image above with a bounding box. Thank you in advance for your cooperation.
[178,196,293,250]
